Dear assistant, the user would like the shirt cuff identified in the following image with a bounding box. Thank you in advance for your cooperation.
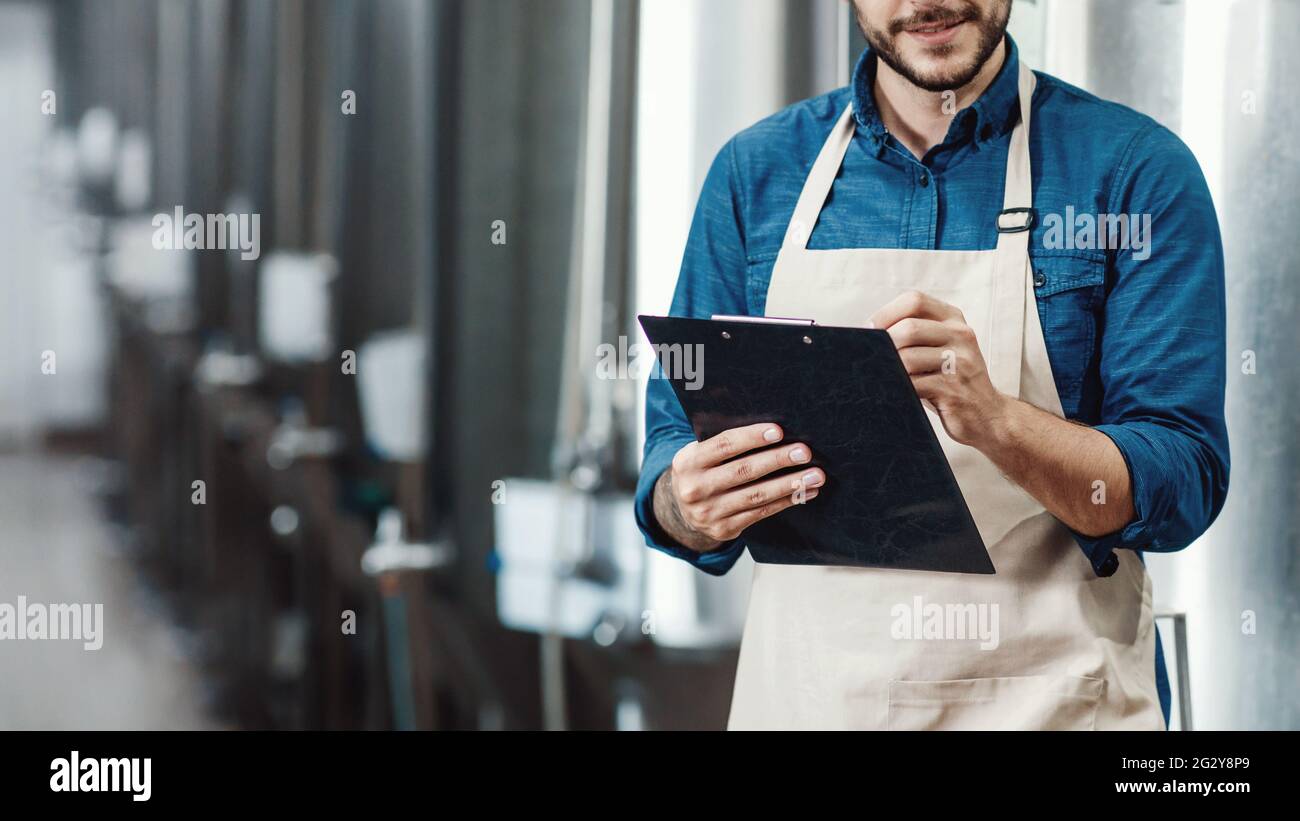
[634,437,747,576]
[1071,423,1158,576]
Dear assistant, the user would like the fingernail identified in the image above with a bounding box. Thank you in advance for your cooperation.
[865,320,876,329]
[789,447,809,463]
[763,427,781,442]
[805,490,820,501]
[802,472,823,488]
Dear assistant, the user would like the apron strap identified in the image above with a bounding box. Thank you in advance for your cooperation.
[783,104,858,250]
[988,62,1036,399]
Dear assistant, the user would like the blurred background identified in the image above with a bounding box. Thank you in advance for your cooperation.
[0,0,1294,730]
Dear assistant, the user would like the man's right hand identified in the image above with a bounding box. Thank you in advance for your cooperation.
[652,423,825,553]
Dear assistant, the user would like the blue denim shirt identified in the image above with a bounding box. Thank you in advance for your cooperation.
[635,37,1229,724]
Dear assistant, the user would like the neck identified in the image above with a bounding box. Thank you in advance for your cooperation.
[873,39,1007,161]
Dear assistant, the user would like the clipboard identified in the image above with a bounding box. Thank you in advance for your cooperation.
[638,314,994,574]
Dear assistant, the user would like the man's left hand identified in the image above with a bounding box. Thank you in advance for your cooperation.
[868,289,1010,450]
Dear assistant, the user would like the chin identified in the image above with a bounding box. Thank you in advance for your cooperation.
[896,41,983,89]
[907,59,975,88]
[902,37,974,64]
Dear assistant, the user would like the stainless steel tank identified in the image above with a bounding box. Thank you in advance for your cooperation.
[1069,0,1299,730]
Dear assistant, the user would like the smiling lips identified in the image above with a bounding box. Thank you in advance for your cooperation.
[904,19,966,46]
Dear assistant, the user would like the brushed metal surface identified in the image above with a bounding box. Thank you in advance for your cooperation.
[1082,0,1299,730]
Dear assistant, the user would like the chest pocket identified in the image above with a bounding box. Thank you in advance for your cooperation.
[1030,252,1106,418]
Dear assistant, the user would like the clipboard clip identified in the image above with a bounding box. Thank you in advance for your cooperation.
[711,315,816,326]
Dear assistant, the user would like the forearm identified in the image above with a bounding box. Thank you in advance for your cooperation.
[975,396,1136,538]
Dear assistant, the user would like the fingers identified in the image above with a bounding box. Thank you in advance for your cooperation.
[723,484,820,534]
[897,346,949,375]
[682,422,784,471]
[885,317,953,350]
[710,440,814,494]
[868,289,963,331]
[714,467,826,518]
[675,439,813,503]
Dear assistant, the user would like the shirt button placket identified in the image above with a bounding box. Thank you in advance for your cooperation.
[918,170,936,247]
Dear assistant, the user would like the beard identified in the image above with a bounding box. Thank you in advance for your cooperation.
[856,0,1012,92]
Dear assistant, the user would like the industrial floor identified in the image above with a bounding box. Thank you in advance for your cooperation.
[0,451,218,729]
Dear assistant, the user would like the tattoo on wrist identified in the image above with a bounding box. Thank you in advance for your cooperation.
[654,470,721,554]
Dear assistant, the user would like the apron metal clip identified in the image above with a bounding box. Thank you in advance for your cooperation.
[997,207,1036,233]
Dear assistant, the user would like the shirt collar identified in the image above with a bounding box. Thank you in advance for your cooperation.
[851,34,1022,154]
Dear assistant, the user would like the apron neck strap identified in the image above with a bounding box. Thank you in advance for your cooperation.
[1000,61,1036,213]
[988,63,1037,400]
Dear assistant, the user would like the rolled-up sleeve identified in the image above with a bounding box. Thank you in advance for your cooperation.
[1074,122,1230,572]
[634,139,751,575]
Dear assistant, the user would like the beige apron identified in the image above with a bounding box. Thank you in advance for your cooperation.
[729,63,1163,730]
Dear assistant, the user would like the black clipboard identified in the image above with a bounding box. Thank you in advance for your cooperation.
[639,314,994,574]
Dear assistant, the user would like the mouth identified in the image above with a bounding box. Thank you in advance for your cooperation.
[902,18,967,47]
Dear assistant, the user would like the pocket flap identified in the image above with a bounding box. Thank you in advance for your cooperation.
[1030,252,1105,298]
[887,674,1105,730]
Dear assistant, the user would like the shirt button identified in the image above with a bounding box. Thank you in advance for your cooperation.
[1099,553,1120,577]
[1033,270,1047,288]
[919,173,930,187]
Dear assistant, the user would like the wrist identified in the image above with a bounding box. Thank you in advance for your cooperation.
[653,469,724,554]
[972,392,1023,456]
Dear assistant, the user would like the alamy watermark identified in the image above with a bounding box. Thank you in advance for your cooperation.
[50,751,150,802]
[596,336,704,391]
[1041,206,1152,261]
[151,206,261,261]
[890,595,999,650]
[0,596,103,650]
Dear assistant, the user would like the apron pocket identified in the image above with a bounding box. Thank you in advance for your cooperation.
[887,674,1105,730]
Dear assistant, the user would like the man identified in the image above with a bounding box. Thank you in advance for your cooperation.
[635,0,1229,729]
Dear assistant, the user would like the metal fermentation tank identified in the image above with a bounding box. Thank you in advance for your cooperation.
[1064,0,1299,730]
